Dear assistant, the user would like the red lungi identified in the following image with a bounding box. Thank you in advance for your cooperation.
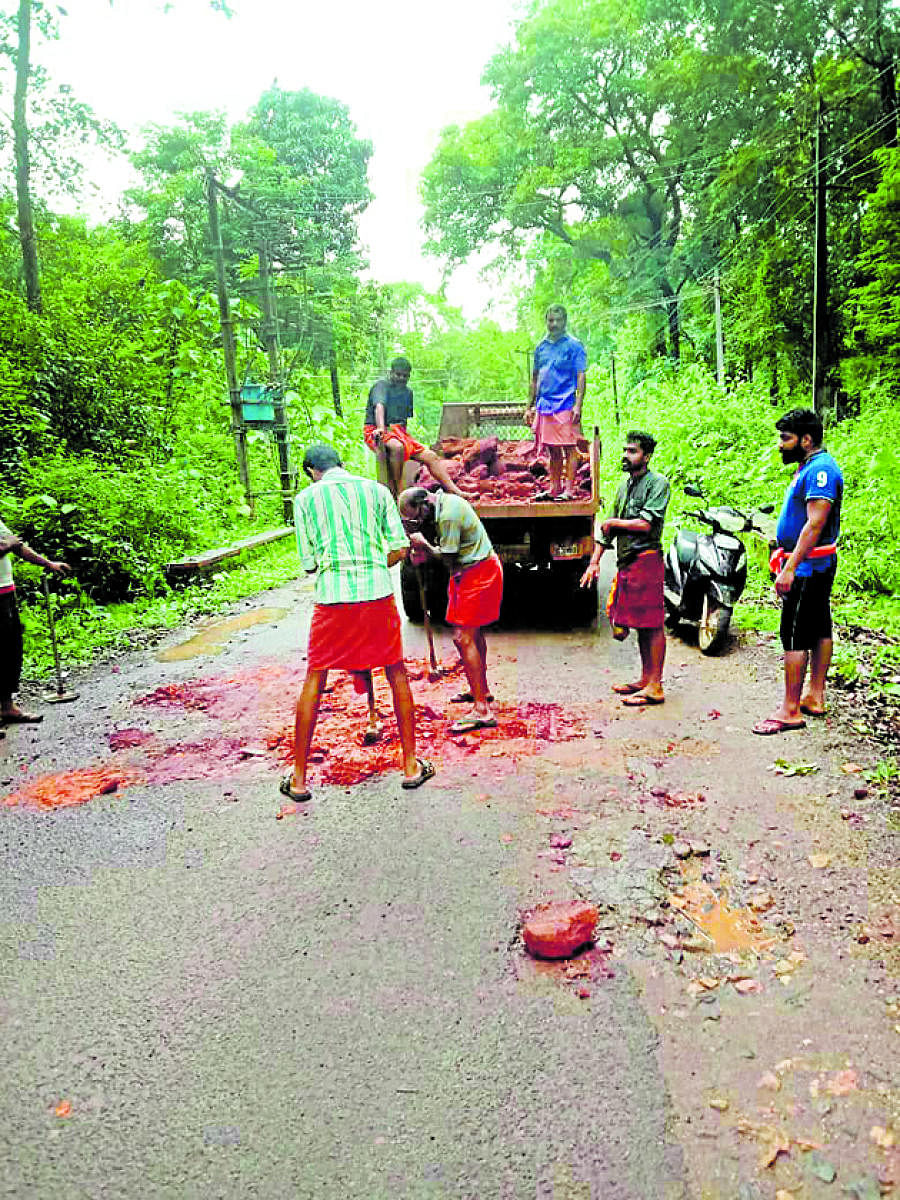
[533,409,583,452]
[607,550,665,630]
[364,424,426,461]
[307,595,403,671]
[446,553,503,628]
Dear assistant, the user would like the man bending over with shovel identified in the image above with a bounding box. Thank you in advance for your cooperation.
[0,516,70,732]
[399,487,503,735]
[364,357,465,500]
[282,443,435,803]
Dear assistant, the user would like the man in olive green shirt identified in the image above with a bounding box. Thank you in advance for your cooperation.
[581,431,670,705]
[399,488,504,735]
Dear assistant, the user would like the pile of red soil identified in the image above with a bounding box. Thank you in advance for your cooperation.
[2,659,589,810]
[416,437,592,505]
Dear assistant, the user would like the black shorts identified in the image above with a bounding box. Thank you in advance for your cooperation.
[780,562,836,652]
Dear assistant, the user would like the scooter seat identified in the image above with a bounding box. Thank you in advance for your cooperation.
[674,529,699,564]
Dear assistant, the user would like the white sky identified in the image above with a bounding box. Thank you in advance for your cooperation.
[33,0,522,320]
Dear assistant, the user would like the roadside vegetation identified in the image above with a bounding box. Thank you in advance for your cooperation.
[1,0,898,732]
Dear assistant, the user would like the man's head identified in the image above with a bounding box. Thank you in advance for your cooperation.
[622,430,656,475]
[302,442,342,482]
[775,407,823,464]
[397,486,434,529]
[545,304,567,340]
[389,356,412,388]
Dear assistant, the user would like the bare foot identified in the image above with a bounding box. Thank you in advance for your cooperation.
[611,681,645,695]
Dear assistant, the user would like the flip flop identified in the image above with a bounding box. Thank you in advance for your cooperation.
[362,721,384,746]
[751,718,807,736]
[611,682,644,695]
[449,714,499,734]
[1,711,43,725]
[401,758,436,789]
[279,776,312,802]
[621,693,665,707]
[534,490,558,502]
[449,691,494,704]
[799,704,826,717]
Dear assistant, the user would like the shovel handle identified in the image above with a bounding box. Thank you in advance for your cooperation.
[41,575,65,694]
[415,566,438,671]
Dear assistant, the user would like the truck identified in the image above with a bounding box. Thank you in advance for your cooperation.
[397,401,603,628]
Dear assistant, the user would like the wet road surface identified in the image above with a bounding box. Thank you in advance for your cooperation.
[1,565,896,1198]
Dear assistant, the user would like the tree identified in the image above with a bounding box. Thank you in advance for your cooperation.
[844,147,900,400]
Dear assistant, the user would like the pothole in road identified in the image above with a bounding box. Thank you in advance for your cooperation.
[155,607,289,661]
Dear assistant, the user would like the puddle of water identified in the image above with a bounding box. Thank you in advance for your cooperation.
[156,608,288,661]
[670,881,777,953]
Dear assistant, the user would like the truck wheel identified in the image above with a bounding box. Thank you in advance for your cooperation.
[698,595,732,655]
[550,560,597,628]
[572,567,599,626]
[400,562,425,623]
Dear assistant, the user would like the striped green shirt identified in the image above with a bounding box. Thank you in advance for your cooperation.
[294,468,409,605]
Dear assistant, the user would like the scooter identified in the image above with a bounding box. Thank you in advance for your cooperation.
[664,485,774,655]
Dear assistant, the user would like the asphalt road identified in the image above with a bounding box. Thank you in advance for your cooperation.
[1,562,895,1199]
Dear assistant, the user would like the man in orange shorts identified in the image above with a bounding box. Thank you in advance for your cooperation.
[283,442,435,802]
[399,486,503,736]
[526,304,588,501]
[364,357,464,500]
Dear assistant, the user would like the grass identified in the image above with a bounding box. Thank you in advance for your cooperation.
[20,540,301,680]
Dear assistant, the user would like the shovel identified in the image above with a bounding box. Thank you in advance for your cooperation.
[414,564,442,682]
[41,575,79,703]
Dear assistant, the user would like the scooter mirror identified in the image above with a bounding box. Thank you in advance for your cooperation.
[683,484,704,498]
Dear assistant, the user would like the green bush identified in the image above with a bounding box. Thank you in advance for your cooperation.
[13,451,247,600]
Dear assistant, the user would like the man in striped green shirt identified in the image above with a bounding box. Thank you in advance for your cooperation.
[281,443,435,802]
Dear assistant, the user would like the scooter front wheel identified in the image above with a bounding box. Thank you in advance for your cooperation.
[698,595,732,655]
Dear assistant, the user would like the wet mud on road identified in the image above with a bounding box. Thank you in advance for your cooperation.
[1,568,897,1199]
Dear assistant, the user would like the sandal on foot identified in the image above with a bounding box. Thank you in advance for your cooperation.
[752,717,806,735]
[401,759,436,789]
[449,691,494,704]
[279,776,312,802]
[449,714,498,734]
[362,721,384,746]
[611,682,644,695]
[799,703,826,717]
[621,693,665,707]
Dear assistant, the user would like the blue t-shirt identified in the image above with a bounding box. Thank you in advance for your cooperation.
[776,449,843,575]
[533,334,587,414]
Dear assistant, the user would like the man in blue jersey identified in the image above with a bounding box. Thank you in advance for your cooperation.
[753,408,843,735]
[526,305,587,501]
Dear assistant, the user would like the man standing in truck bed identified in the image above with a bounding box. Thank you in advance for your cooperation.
[364,357,464,500]
[526,305,587,501]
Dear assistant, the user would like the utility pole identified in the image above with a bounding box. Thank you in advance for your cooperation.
[258,239,295,523]
[713,269,725,387]
[610,353,620,428]
[207,171,252,514]
[811,97,829,414]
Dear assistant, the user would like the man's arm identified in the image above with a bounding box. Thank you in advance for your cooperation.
[580,541,606,587]
[573,370,586,421]
[600,515,651,538]
[0,534,23,558]
[6,537,70,574]
[525,368,539,426]
[774,499,832,597]
[294,495,319,575]
[371,380,389,443]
